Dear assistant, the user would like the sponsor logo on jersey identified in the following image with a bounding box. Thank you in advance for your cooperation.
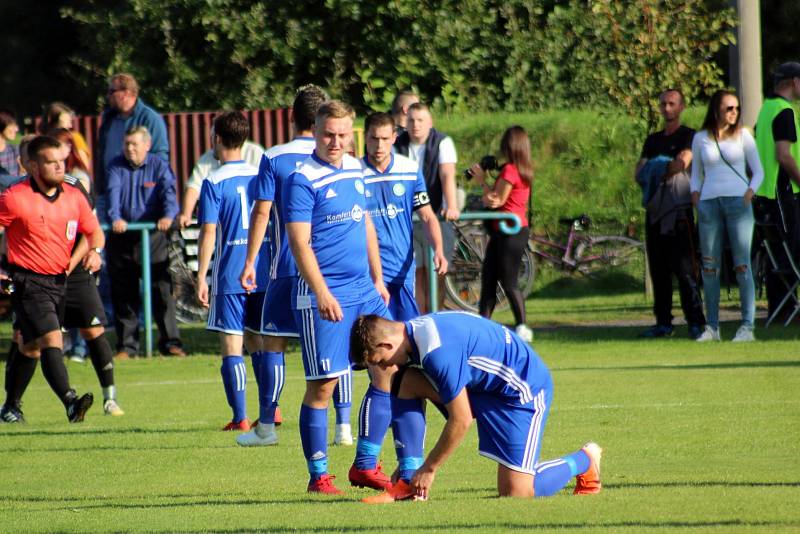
[386,203,398,219]
[392,183,405,197]
[66,220,78,240]
[351,204,364,222]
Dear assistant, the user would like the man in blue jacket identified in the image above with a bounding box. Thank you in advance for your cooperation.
[106,126,184,358]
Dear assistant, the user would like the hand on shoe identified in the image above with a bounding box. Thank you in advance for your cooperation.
[410,465,435,500]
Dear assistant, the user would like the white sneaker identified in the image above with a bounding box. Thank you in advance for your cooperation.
[334,423,353,446]
[515,324,533,343]
[236,425,278,447]
[695,325,721,342]
[103,399,125,416]
[732,325,755,343]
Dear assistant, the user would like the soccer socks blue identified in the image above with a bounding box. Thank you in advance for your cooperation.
[354,385,392,469]
[533,449,591,497]
[251,351,284,424]
[333,368,352,425]
[220,355,247,423]
[300,404,328,481]
[391,396,426,481]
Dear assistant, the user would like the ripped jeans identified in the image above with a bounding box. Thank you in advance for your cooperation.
[697,196,755,328]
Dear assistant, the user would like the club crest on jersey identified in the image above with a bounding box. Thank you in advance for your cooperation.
[387,203,398,219]
[354,179,365,195]
[351,204,364,222]
[392,183,405,197]
[66,220,78,240]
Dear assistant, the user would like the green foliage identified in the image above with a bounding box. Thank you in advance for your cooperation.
[60,0,735,119]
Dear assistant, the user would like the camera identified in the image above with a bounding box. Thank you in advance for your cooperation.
[464,155,500,178]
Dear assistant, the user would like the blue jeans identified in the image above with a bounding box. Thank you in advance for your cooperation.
[697,197,755,328]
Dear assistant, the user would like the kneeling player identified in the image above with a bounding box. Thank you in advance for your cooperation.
[350,312,602,502]
[196,112,264,431]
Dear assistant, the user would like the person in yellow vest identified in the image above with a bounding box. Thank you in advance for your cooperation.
[753,62,800,320]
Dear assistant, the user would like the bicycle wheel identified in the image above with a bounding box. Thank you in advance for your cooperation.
[444,224,488,313]
[573,235,644,274]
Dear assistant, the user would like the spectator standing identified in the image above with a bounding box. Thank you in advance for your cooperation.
[390,90,419,136]
[469,126,534,342]
[42,102,92,175]
[753,62,800,320]
[95,73,168,218]
[0,110,20,176]
[690,90,763,342]
[106,126,184,358]
[0,136,102,423]
[635,89,706,339]
[178,139,264,227]
[394,103,459,313]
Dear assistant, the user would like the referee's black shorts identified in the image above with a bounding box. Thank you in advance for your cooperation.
[9,266,67,344]
[61,267,107,329]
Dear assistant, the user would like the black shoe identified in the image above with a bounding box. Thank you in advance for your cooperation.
[0,403,24,423]
[638,324,674,338]
[66,393,94,423]
[688,324,704,340]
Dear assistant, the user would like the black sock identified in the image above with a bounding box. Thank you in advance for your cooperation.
[87,336,115,388]
[40,347,73,405]
[4,341,16,397]
[5,346,38,408]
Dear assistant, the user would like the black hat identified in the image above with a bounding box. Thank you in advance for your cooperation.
[774,62,800,83]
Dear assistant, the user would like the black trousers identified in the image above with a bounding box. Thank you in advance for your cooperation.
[753,193,800,317]
[479,226,530,326]
[107,230,182,354]
[645,212,706,327]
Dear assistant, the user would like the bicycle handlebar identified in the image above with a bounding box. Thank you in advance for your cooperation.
[455,212,522,234]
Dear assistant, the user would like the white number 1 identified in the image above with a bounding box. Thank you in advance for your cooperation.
[237,186,250,230]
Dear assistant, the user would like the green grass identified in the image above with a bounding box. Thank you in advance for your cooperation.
[1,310,799,533]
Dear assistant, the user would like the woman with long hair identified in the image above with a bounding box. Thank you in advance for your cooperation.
[49,127,91,192]
[690,89,764,342]
[42,102,92,175]
[469,125,533,342]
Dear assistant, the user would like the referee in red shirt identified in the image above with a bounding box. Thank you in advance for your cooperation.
[0,136,104,423]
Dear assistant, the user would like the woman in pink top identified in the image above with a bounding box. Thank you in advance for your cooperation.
[469,125,533,342]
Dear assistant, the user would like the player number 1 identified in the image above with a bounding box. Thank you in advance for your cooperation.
[237,186,250,230]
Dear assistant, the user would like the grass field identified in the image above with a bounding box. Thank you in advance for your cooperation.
[1,292,799,533]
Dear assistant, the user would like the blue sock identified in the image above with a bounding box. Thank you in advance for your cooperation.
[533,450,590,497]
[355,385,392,470]
[391,396,426,481]
[299,404,328,481]
[254,351,284,424]
[333,368,352,425]
[220,355,247,423]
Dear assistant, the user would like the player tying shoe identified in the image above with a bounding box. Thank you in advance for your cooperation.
[196,112,266,431]
[350,312,602,502]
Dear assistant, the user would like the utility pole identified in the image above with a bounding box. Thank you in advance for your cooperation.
[728,0,763,127]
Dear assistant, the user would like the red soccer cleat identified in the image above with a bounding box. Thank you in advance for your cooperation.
[222,419,251,431]
[307,474,344,495]
[361,479,426,504]
[574,442,603,495]
[349,462,391,490]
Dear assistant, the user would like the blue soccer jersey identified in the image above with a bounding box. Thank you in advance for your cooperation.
[362,154,428,286]
[255,137,315,280]
[285,152,376,308]
[198,161,267,294]
[405,312,551,405]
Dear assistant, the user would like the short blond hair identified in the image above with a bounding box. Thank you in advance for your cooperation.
[110,73,140,96]
[315,100,355,129]
[125,125,151,143]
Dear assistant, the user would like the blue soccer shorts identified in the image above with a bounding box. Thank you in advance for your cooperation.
[294,292,390,380]
[207,292,263,335]
[387,281,420,321]
[260,276,299,337]
[470,375,553,475]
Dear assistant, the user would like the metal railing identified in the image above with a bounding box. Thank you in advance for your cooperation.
[426,211,522,312]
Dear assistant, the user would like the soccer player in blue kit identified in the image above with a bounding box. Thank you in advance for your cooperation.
[344,112,449,489]
[196,111,266,431]
[285,100,392,494]
[350,312,602,503]
[237,85,330,447]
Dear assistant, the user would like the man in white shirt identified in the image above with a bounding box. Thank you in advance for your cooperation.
[394,103,459,313]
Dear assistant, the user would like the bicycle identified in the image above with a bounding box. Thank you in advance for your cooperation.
[444,214,643,313]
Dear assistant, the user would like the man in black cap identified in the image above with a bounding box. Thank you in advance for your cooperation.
[753,62,800,321]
